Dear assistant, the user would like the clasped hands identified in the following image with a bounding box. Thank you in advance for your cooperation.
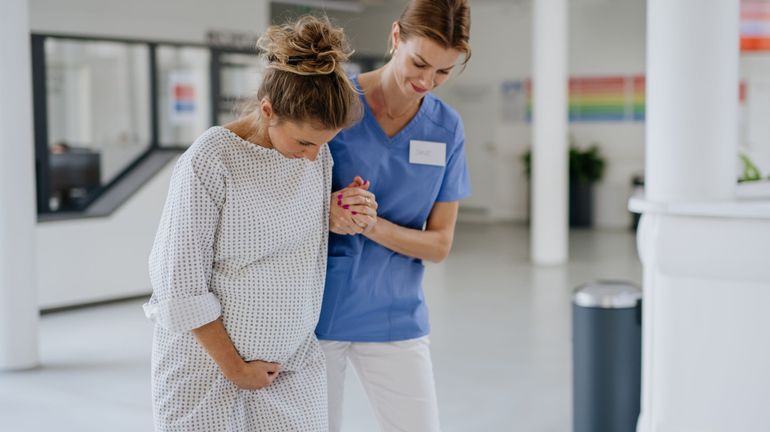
[330,176,378,235]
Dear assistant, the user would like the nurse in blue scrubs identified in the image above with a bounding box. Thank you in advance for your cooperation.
[315,1,472,431]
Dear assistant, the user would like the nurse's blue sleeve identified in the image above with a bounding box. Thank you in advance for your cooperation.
[436,117,471,202]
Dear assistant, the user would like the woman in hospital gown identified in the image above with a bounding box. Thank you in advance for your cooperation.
[142,15,364,432]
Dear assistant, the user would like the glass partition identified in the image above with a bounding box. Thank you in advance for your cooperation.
[33,34,268,215]
[216,53,265,125]
[44,38,151,211]
[156,46,212,147]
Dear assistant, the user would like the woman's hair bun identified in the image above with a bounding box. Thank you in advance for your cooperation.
[258,15,353,76]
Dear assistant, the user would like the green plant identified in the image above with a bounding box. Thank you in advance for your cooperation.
[570,145,605,183]
[521,144,606,183]
[738,153,764,182]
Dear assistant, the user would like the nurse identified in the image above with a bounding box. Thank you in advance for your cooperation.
[315,1,472,431]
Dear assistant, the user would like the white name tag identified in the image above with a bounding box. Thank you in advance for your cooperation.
[409,140,446,167]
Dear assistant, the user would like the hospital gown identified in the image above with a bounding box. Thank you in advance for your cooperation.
[144,126,332,432]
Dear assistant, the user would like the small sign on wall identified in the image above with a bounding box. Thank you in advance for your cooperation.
[168,70,198,125]
[501,80,529,124]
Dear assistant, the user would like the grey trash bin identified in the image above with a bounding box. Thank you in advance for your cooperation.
[573,280,642,432]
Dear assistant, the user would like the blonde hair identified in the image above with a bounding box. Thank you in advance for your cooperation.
[391,0,472,66]
[247,15,360,130]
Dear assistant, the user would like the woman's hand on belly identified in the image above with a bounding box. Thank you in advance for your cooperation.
[225,359,282,390]
[191,318,282,390]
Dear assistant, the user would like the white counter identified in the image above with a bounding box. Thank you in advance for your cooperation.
[631,190,770,431]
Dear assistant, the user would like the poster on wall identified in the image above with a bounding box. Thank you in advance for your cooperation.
[168,70,198,125]
[500,80,529,124]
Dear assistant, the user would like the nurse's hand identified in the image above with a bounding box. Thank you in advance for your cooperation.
[330,177,378,235]
[226,360,281,390]
[349,184,378,233]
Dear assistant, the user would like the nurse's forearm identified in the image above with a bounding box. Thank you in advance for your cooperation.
[364,217,453,263]
[191,318,246,378]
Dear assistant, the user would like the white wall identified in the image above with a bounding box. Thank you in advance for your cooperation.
[30,0,270,308]
[37,162,174,309]
[569,0,646,228]
[30,0,269,43]
[284,0,407,56]
[436,1,534,222]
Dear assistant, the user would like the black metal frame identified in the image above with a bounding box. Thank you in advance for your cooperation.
[31,34,50,213]
[210,49,222,127]
[149,42,160,149]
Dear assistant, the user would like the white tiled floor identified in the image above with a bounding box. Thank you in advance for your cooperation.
[0,223,641,431]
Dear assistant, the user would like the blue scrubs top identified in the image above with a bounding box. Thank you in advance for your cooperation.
[315,77,471,342]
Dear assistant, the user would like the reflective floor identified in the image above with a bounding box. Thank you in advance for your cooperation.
[0,222,641,432]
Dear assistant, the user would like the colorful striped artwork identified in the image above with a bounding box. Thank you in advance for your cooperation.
[502,75,748,124]
[504,75,646,123]
[631,76,645,121]
[741,1,770,52]
[569,76,628,121]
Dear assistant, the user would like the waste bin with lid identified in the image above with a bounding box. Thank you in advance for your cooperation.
[573,280,642,432]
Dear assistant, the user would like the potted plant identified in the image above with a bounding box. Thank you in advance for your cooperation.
[738,153,765,182]
[521,143,606,227]
[737,152,770,199]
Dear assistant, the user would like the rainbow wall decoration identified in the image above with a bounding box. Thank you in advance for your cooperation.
[570,76,628,121]
[506,75,748,124]
[631,76,645,121]
[511,75,646,123]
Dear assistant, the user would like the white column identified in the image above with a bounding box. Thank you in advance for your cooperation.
[531,0,568,265]
[0,0,39,370]
[635,2,755,431]
[646,0,739,202]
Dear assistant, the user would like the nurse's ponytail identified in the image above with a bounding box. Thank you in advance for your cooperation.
[249,15,361,130]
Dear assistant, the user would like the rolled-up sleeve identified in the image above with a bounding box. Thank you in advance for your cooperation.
[144,144,227,333]
[143,292,221,333]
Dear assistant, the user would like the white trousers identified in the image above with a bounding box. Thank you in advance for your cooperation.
[320,337,441,432]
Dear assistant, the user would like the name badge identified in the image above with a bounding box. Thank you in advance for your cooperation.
[409,140,446,167]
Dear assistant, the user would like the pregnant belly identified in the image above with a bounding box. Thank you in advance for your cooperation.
[218,293,320,371]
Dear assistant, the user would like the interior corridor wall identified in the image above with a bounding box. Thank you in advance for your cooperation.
[29,0,269,308]
[568,0,646,229]
[329,0,646,228]
[36,163,175,309]
[29,0,269,43]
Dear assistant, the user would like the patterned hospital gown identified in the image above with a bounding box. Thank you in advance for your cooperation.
[144,126,332,432]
